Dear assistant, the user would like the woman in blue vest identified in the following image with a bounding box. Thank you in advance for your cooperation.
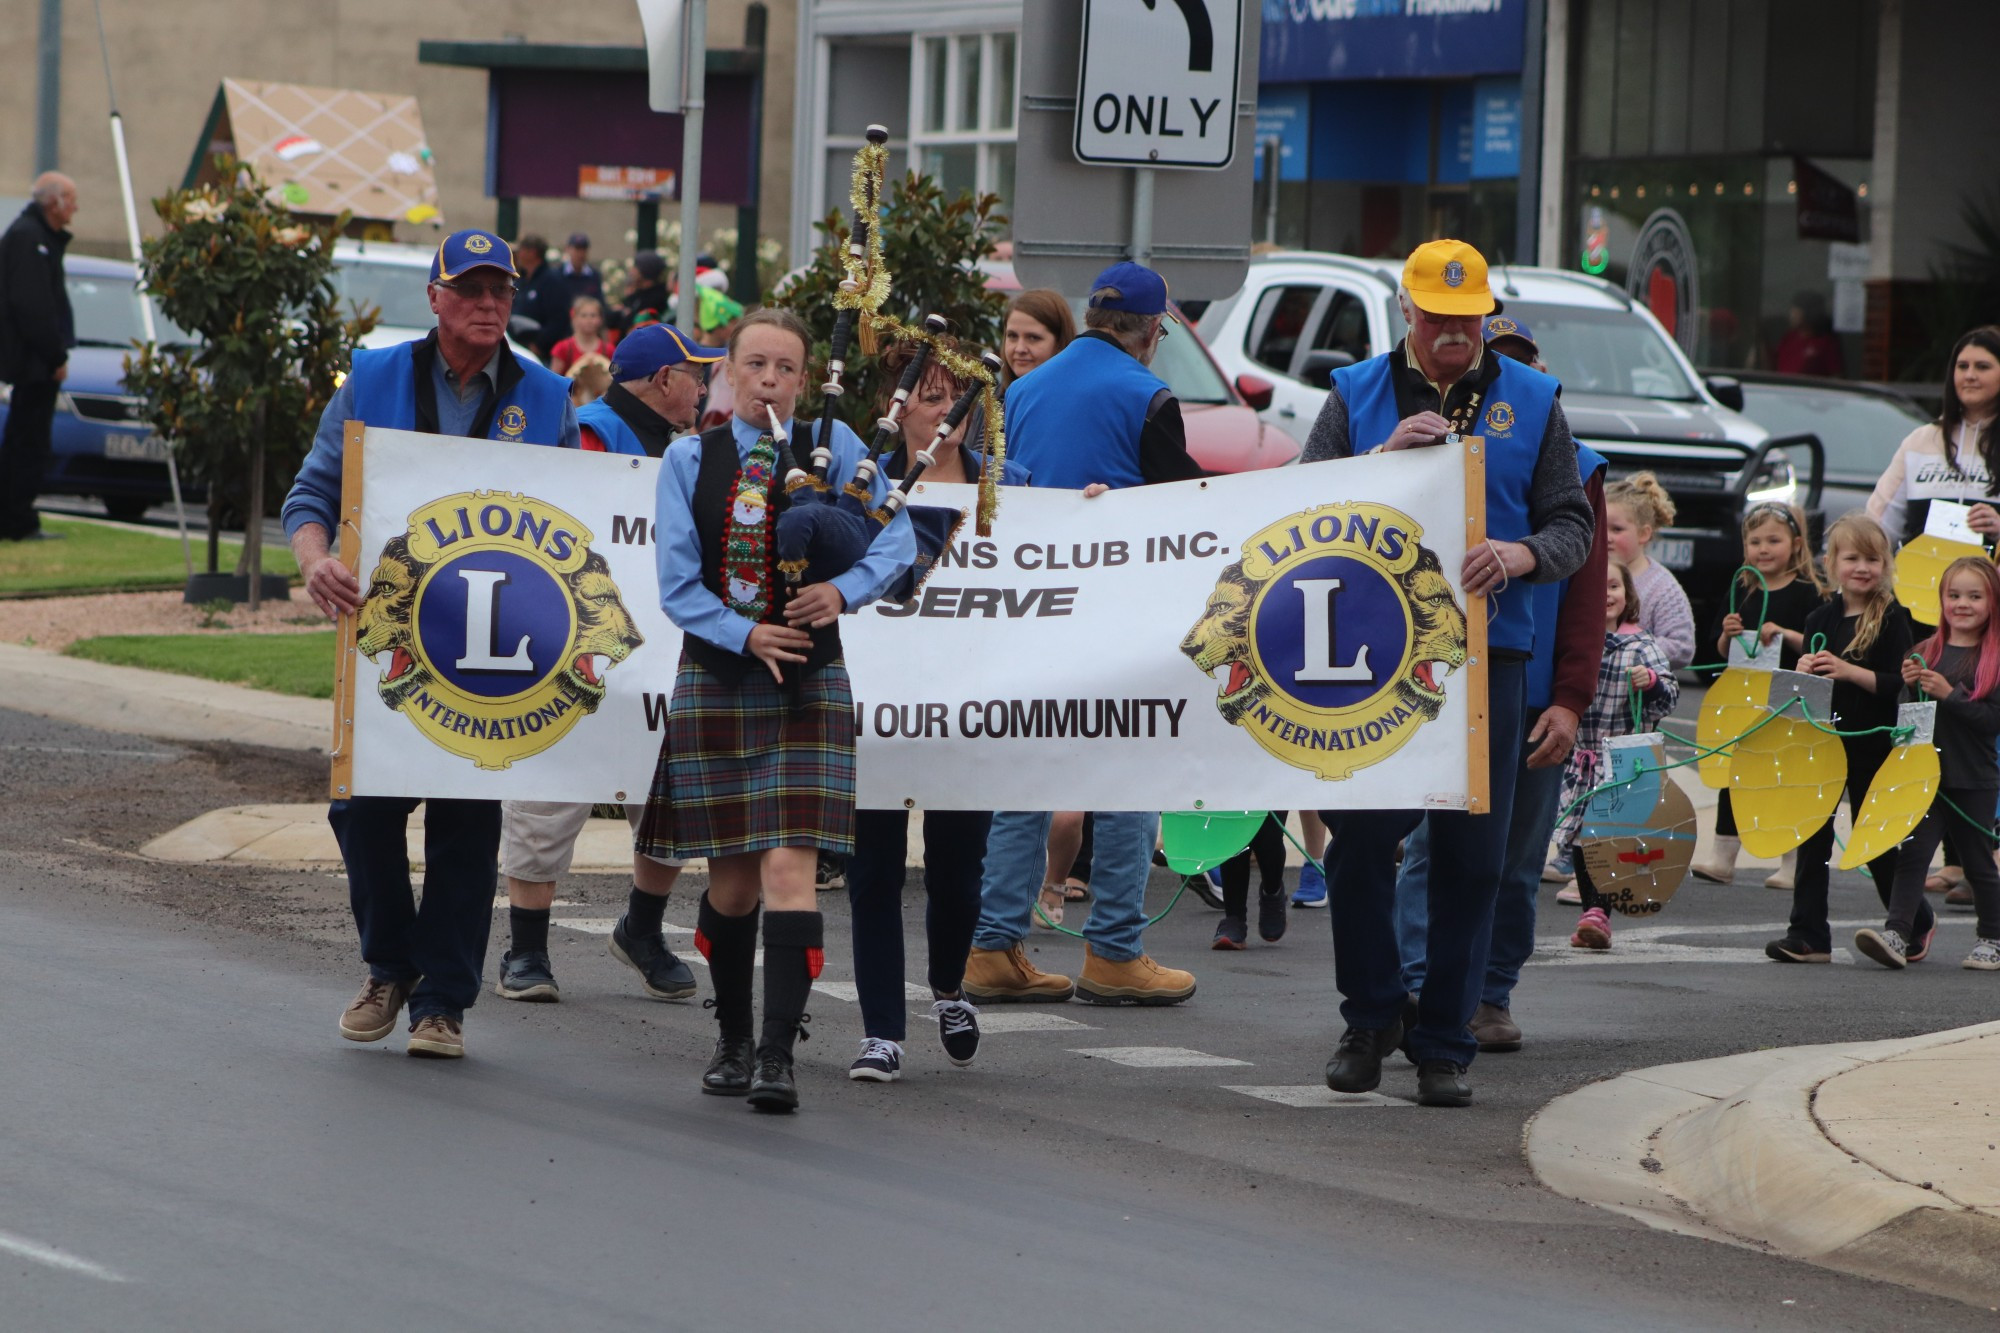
[283,229,577,1062]
[636,307,914,1112]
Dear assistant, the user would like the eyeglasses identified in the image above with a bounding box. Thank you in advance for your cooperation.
[440,279,517,303]
[1156,320,1173,341]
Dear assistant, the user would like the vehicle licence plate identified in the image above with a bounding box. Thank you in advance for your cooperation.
[1653,538,1695,570]
[104,432,168,462]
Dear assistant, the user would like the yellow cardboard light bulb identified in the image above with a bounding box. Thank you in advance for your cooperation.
[1729,671,1847,858]
[1697,638,1776,789]
[1840,703,1941,870]
[1576,733,1698,915]
[1893,532,1984,624]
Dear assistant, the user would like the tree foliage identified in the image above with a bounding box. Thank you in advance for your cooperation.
[768,171,1007,430]
[125,158,376,584]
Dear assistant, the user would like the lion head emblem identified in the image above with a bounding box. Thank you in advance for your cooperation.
[356,535,430,712]
[1392,547,1467,723]
[1179,561,1270,724]
[557,550,643,710]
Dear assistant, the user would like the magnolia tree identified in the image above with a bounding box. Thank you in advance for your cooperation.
[126,157,375,607]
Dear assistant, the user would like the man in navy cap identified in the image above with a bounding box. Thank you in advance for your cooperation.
[963,260,1205,1009]
[284,228,579,1060]
[488,320,726,1007]
[562,231,603,304]
[576,323,725,456]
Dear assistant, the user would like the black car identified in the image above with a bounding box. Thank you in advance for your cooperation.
[1720,371,1932,524]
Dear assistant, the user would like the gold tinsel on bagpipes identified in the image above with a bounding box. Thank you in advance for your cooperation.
[832,132,1007,536]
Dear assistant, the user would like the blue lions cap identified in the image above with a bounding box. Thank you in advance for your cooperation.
[1483,314,1538,356]
[609,323,726,382]
[1088,261,1171,317]
[430,229,519,283]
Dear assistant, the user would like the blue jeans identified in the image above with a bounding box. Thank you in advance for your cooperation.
[1321,659,1527,1067]
[329,796,502,1022]
[972,810,1158,962]
[847,808,992,1041]
[1391,729,1563,1008]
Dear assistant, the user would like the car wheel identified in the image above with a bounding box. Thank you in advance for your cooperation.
[102,496,150,523]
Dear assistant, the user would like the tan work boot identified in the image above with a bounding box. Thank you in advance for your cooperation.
[1469,1002,1522,1052]
[339,975,411,1043]
[1075,946,1196,1006]
[1690,834,1740,884]
[963,943,1075,1003]
[407,1014,465,1059]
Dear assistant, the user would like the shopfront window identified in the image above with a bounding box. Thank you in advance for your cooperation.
[909,30,1019,227]
[825,39,912,217]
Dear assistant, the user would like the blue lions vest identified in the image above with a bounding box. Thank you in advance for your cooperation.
[575,396,647,456]
[1332,352,1561,654]
[347,337,571,446]
[1524,442,1607,710]
[1006,334,1165,490]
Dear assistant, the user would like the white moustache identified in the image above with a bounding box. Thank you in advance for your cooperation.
[1431,332,1475,351]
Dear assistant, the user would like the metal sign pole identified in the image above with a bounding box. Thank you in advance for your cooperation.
[675,0,707,330]
[96,0,193,576]
[1130,167,1154,265]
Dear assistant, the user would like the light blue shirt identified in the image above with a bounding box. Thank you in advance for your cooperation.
[654,412,915,654]
[282,348,581,538]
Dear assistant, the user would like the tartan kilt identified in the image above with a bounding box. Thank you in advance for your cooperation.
[636,651,857,861]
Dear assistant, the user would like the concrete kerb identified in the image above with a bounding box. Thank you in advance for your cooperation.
[0,642,327,753]
[1527,1020,2000,1310]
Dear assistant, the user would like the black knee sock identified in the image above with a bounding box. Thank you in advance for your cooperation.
[510,906,550,954]
[1219,849,1251,918]
[1253,813,1288,894]
[696,893,759,1041]
[760,910,824,1056]
[627,884,669,936]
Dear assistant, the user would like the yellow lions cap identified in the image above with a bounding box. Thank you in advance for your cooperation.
[1402,240,1494,317]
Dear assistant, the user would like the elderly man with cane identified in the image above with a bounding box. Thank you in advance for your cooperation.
[1301,240,1593,1107]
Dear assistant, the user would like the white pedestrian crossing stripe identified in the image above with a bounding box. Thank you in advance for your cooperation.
[976,1012,1096,1033]
[1224,1085,1413,1108]
[553,918,694,936]
[1524,918,1971,966]
[1071,1046,1251,1068]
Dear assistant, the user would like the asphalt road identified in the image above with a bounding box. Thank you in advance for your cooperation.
[4,704,1998,1331]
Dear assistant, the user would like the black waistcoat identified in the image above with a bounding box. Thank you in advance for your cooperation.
[684,424,843,684]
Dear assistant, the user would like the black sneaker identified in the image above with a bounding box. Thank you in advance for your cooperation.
[609,914,697,1000]
[1257,885,1288,942]
[1325,1020,1404,1094]
[1764,936,1832,964]
[1416,1059,1473,1107]
[848,1037,904,1082]
[932,997,981,1066]
[495,949,560,1002]
[746,1049,800,1112]
[1211,915,1248,950]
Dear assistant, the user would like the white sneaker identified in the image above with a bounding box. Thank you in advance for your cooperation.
[932,997,982,1067]
[1854,927,1909,970]
[1555,879,1582,905]
[847,1037,904,1082]
[1963,939,2000,972]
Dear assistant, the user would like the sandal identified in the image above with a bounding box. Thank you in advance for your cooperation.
[1062,880,1092,904]
[1034,886,1065,929]
[1926,867,1964,894]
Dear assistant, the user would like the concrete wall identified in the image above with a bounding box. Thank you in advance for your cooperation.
[0,0,797,265]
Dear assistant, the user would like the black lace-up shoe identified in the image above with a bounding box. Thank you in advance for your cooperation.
[746,1049,800,1112]
[1257,886,1288,942]
[1416,1060,1473,1107]
[609,915,698,1000]
[1325,1019,1404,1094]
[932,998,981,1067]
[495,950,560,1002]
[702,1035,756,1096]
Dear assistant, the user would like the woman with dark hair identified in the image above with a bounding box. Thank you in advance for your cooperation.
[1001,289,1076,386]
[841,336,1031,1083]
[1869,326,2000,549]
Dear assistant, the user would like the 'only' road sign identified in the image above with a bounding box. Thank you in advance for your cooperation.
[1074,0,1244,169]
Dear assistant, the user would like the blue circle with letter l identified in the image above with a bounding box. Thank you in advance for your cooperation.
[1253,554,1409,710]
[418,550,570,697]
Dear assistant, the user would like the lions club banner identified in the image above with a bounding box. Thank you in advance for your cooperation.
[333,426,1491,812]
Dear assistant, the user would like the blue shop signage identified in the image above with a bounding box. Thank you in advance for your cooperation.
[1260,0,1526,84]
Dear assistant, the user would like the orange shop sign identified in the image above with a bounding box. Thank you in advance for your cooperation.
[577,166,676,201]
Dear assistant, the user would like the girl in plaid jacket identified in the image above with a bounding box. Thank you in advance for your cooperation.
[1557,557,1679,949]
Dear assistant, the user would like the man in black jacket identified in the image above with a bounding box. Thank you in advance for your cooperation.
[0,173,77,541]
[509,234,569,360]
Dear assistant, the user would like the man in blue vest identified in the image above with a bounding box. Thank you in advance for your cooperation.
[490,321,722,1007]
[1390,317,1611,1058]
[964,261,1205,1008]
[285,228,578,1060]
[1301,240,1593,1107]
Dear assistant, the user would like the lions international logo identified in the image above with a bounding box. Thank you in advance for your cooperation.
[1180,502,1468,781]
[498,405,528,438]
[1442,260,1466,288]
[1484,401,1515,434]
[464,233,493,254]
[356,491,642,769]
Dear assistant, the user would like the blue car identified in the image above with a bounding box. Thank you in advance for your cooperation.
[0,254,197,522]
